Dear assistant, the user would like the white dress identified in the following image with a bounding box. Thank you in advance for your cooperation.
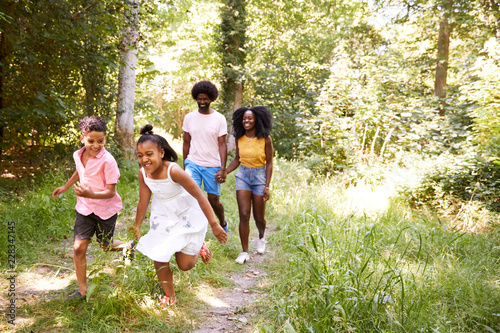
[136,163,208,262]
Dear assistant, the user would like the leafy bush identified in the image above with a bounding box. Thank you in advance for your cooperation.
[265,159,500,332]
[403,156,500,213]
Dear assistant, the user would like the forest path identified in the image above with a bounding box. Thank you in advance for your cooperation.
[0,212,274,332]
[191,229,273,333]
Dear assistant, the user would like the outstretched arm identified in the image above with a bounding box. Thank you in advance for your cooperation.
[170,163,228,244]
[182,131,191,170]
[129,170,152,241]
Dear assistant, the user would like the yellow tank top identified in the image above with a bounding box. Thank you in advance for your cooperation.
[238,136,266,167]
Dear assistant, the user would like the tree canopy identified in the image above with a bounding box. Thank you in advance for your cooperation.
[0,0,498,169]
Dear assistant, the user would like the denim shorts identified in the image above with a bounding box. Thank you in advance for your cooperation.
[184,159,222,196]
[74,212,117,246]
[235,165,267,196]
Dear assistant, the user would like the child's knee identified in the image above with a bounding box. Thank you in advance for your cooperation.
[73,243,88,257]
[178,261,195,271]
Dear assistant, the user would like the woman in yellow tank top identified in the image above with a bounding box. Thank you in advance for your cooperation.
[225,106,273,264]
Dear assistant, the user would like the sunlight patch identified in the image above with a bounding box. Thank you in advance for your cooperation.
[1,172,16,179]
[345,182,393,217]
[195,284,230,308]
[17,269,72,293]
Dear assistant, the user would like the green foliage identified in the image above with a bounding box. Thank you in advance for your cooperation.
[459,38,500,157]
[250,60,328,159]
[135,0,222,139]
[265,158,500,332]
[217,0,247,118]
[0,0,123,159]
[403,156,500,213]
[243,0,386,160]
[0,160,76,264]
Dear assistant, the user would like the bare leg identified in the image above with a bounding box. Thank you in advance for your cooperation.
[154,261,175,299]
[154,253,199,305]
[175,252,199,271]
[207,193,226,227]
[73,239,90,296]
[252,193,267,239]
[236,190,253,252]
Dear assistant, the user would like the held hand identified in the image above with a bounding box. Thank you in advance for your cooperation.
[263,188,270,202]
[214,170,226,184]
[211,224,228,244]
[52,186,66,199]
[128,225,141,241]
[74,182,95,198]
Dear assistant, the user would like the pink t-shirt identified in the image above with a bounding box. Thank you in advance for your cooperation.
[73,147,122,220]
[182,110,228,167]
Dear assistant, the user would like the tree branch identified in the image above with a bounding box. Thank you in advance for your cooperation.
[72,1,99,20]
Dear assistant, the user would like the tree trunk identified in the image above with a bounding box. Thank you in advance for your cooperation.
[434,0,452,116]
[0,30,6,160]
[226,82,243,152]
[219,0,247,128]
[116,0,140,160]
[0,2,13,160]
[234,81,243,111]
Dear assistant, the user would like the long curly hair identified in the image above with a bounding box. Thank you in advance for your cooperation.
[232,106,273,140]
[137,124,177,162]
[191,81,219,101]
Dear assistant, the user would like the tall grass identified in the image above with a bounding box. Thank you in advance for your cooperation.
[2,155,499,332]
[0,157,242,332]
[264,158,500,332]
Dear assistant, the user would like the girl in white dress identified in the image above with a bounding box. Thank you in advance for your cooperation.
[130,124,228,306]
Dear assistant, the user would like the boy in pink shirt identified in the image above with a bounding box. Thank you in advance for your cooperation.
[52,116,123,300]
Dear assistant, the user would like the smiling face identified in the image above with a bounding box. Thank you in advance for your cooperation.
[196,93,212,113]
[81,131,106,157]
[242,110,256,132]
[137,140,165,176]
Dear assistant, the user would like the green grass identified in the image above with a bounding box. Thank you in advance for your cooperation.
[261,158,500,332]
[1,155,499,332]
[0,158,245,332]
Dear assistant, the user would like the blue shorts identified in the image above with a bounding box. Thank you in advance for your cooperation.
[235,165,267,196]
[184,159,222,196]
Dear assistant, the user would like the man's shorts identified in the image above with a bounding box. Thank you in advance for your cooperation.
[74,212,117,246]
[235,165,267,196]
[184,159,222,196]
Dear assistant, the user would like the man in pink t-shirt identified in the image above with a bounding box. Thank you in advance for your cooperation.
[52,116,123,301]
[183,81,228,232]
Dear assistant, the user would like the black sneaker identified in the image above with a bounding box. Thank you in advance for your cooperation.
[67,291,86,301]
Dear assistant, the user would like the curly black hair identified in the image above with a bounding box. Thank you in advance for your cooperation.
[137,124,178,162]
[191,81,219,101]
[232,106,273,140]
[79,116,107,134]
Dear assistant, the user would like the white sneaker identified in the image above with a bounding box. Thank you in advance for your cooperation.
[256,237,266,254]
[235,252,250,264]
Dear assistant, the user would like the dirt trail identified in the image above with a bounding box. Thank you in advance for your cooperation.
[1,217,274,332]
[191,247,268,332]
